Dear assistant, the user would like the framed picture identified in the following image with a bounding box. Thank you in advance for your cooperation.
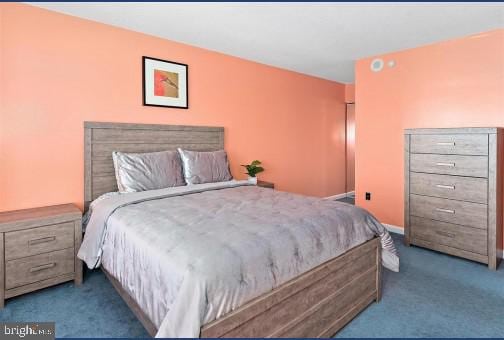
[142,56,188,109]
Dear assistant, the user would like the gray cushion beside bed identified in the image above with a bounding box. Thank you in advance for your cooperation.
[112,150,185,193]
[178,148,233,184]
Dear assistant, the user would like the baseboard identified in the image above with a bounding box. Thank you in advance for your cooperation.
[383,223,404,235]
[325,193,347,200]
[325,191,355,200]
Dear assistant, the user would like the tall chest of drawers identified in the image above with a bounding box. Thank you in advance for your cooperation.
[404,128,503,270]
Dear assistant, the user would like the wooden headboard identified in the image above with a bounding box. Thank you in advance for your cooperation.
[84,121,224,209]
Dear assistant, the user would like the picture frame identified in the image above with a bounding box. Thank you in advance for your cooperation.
[142,56,188,109]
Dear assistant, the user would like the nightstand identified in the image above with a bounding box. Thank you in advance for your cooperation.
[0,204,82,308]
[257,180,274,189]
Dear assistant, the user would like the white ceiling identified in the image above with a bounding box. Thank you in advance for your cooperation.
[30,2,504,83]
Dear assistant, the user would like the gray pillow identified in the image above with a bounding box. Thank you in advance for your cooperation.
[112,150,185,193]
[178,149,233,185]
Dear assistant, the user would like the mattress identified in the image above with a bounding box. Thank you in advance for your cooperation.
[78,180,399,337]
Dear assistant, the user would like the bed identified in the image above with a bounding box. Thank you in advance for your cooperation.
[79,121,399,338]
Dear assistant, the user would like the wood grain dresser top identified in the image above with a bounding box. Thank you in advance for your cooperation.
[0,204,82,228]
[405,127,503,135]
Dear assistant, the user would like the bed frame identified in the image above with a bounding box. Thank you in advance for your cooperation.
[84,121,382,337]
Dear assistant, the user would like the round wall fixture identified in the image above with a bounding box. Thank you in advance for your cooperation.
[388,60,396,68]
[370,58,384,72]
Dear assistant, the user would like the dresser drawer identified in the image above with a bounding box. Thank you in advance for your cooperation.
[5,248,74,289]
[410,154,488,177]
[410,172,487,204]
[5,222,74,260]
[410,194,487,229]
[410,216,487,255]
[410,134,488,155]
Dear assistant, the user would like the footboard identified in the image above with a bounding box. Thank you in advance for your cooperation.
[104,237,381,338]
[201,237,381,338]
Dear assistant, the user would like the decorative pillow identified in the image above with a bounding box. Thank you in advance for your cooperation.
[177,148,233,185]
[112,150,185,193]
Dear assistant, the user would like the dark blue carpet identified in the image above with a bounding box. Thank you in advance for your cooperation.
[337,234,504,338]
[1,234,503,338]
[0,269,149,337]
[335,196,355,205]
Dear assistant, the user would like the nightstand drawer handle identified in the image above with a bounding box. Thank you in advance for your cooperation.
[29,236,56,246]
[436,142,456,146]
[435,184,455,190]
[436,162,455,167]
[436,231,456,238]
[30,262,56,273]
[435,208,455,214]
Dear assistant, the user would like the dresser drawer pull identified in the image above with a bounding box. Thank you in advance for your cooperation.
[436,142,456,146]
[435,208,455,214]
[435,184,455,190]
[28,236,56,246]
[436,231,456,238]
[436,162,455,167]
[29,262,56,273]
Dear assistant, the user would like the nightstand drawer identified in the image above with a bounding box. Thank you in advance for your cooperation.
[5,248,74,289]
[5,222,74,260]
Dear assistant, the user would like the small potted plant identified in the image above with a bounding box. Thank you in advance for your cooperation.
[241,160,264,185]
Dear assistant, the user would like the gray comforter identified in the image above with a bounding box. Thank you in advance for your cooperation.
[78,180,399,338]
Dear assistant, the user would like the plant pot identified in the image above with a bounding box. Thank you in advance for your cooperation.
[248,176,258,185]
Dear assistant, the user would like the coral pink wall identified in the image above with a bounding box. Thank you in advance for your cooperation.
[346,104,355,192]
[345,84,355,103]
[0,3,347,212]
[355,30,504,232]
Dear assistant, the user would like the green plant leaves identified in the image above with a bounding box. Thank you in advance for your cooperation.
[240,161,264,177]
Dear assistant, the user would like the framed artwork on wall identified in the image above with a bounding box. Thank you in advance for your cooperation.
[142,56,188,109]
